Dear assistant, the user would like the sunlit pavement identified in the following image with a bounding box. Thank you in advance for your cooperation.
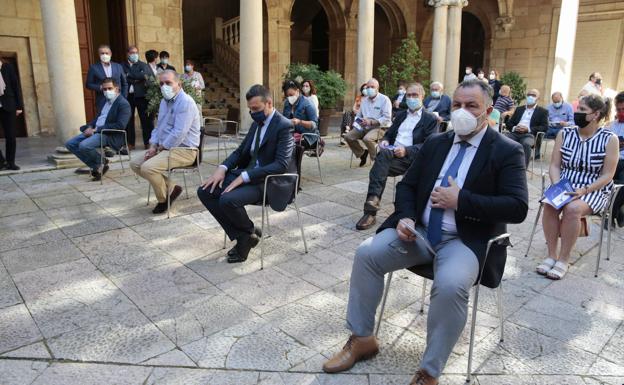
[1,137,623,385]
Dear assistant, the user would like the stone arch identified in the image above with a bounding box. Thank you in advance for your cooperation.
[375,0,408,39]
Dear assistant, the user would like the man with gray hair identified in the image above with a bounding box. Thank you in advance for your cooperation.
[323,79,528,385]
[130,70,201,214]
[345,78,392,166]
[356,82,438,230]
[423,81,452,124]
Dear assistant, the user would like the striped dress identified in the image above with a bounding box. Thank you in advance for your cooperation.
[559,126,614,214]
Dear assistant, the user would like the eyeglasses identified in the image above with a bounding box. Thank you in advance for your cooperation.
[406,93,419,98]
[527,94,537,97]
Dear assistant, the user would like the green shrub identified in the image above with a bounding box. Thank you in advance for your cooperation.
[499,71,527,105]
[377,32,430,93]
[284,63,347,110]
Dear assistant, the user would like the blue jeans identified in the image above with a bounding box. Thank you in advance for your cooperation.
[546,126,561,139]
[65,133,112,170]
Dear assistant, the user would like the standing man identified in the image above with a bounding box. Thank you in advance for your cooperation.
[344,78,392,166]
[145,50,160,78]
[504,88,549,166]
[546,91,574,139]
[322,80,528,385]
[0,58,23,171]
[123,46,154,149]
[580,72,603,96]
[356,83,438,230]
[197,85,294,264]
[130,70,201,214]
[157,51,176,73]
[65,78,131,181]
[463,66,477,81]
[86,45,128,110]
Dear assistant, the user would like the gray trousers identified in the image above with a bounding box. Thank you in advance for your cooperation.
[346,227,479,377]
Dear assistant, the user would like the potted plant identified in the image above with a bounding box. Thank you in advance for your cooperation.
[284,63,346,136]
[499,71,527,106]
[377,32,430,94]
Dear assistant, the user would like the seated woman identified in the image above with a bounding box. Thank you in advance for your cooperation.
[282,79,319,188]
[339,83,367,146]
[538,94,618,280]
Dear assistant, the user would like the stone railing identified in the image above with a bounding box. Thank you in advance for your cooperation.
[214,39,240,84]
[222,16,240,49]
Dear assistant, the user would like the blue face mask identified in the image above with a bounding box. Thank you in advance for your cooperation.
[526,96,537,105]
[553,101,563,108]
[250,109,266,124]
[128,53,139,63]
[161,85,175,100]
[406,97,422,111]
[367,88,377,98]
[430,91,441,99]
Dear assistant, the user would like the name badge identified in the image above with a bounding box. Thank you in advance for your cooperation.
[374,106,381,110]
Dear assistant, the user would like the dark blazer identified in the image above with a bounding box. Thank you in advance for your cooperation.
[222,110,295,185]
[383,109,438,158]
[122,60,153,98]
[0,62,23,112]
[379,127,529,288]
[423,94,452,121]
[391,93,408,114]
[157,63,176,72]
[80,95,132,150]
[86,62,128,109]
[507,105,549,135]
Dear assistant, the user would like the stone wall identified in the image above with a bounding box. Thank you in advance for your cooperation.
[0,0,53,136]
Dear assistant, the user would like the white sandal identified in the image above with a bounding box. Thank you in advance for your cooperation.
[536,257,556,275]
[546,261,568,280]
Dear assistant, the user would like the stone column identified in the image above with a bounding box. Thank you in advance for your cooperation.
[356,0,375,86]
[40,0,85,145]
[239,0,263,129]
[444,0,467,93]
[429,0,448,83]
[550,0,579,100]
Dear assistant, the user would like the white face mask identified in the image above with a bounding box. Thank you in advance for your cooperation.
[302,86,311,95]
[451,108,485,136]
[100,54,111,63]
[287,95,298,105]
[161,85,175,100]
[103,89,116,101]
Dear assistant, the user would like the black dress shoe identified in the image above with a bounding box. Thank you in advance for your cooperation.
[104,149,115,158]
[119,148,129,156]
[169,185,183,205]
[227,227,262,256]
[91,170,102,181]
[6,163,20,171]
[359,150,369,167]
[356,213,377,230]
[227,233,260,263]
[0,161,6,170]
[152,202,168,214]
[364,195,381,212]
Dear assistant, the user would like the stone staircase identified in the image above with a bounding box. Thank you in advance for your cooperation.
[200,62,239,121]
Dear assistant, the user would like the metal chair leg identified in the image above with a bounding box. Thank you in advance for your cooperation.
[420,277,427,314]
[607,214,613,261]
[375,272,394,337]
[294,201,308,253]
[100,136,104,185]
[166,171,171,219]
[266,208,272,237]
[260,202,266,270]
[182,173,189,199]
[524,203,543,257]
[223,232,227,249]
[316,155,323,184]
[497,283,504,342]
[595,212,607,277]
[465,285,481,384]
[147,185,151,205]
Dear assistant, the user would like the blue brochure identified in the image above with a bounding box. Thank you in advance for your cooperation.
[542,177,575,209]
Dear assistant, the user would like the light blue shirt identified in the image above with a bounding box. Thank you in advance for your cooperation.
[94,95,117,128]
[547,102,574,127]
[609,120,624,159]
[149,89,201,149]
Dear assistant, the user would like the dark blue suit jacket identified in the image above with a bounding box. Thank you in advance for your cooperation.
[222,110,295,185]
[86,62,128,109]
[80,95,131,150]
[383,109,438,158]
[423,94,452,121]
[122,60,153,98]
[379,127,528,288]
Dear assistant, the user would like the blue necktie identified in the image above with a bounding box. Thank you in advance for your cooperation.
[427,141,470,246]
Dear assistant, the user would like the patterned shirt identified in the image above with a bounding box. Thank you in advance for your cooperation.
[494,95,515,113]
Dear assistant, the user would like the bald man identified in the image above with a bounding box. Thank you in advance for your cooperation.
[504,88,549,166]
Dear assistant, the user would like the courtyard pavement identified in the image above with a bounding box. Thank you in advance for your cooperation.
[0,137,623,385]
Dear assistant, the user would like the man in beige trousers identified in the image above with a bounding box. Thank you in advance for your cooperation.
[130,70,201,214]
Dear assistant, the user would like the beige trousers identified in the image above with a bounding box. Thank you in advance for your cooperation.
[345,128,385,160]
[130,149,197,203]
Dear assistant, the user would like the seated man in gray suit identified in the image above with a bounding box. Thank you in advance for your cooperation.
[197,84,294,264]
[66,78,131,181]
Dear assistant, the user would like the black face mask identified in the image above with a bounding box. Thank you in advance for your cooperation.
[595,78,602,85]
[574,112,591,128]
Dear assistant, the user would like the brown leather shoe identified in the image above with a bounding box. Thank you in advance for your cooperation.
[364,195,380,212]
[356,213,376,230]
[322,335,379,373]
[409,369,438,385]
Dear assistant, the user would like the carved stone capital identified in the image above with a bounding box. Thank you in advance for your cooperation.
[428,0,468,6]
[495,15,515,32]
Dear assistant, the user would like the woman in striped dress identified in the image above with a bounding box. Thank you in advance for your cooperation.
[538,94,618,279]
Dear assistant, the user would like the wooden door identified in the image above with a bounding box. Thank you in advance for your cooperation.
[75,0,96,121]
[0,55,27,137]
[107,0,129,63]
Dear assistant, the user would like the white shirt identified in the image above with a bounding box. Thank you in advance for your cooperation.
[357,93,392,128]
[395,108,422,147]
[101,62,112,77]
[517,105,535,130]
[421,127,488,233]
[149,63,158,77]
[305,94,319,116]
[127,61,134,94]
[396,93,405,103]
[581,81,602,96]
[609,120,624,159]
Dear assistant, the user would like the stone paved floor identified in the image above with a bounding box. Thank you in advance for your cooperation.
[1,138,623,385]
